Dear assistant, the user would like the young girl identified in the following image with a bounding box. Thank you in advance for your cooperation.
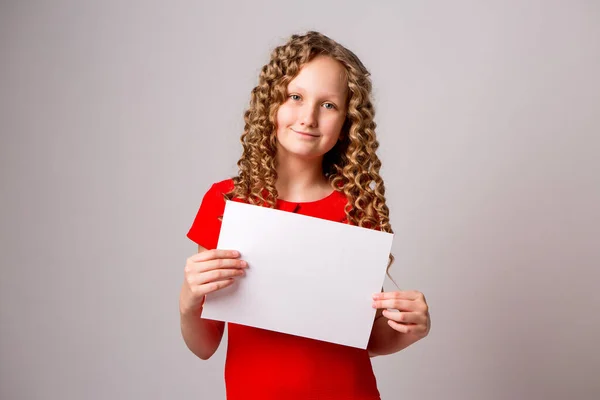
[180,31,431,399]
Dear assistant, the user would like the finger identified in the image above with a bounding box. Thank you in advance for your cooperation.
[190,249,240,263]
[196,258,248,273]
[386,320,425,335]
[372,290,423,301]
[382,310,426,325]
[372,299,414,311]
[195,268,245,285]
[196,279,236,295]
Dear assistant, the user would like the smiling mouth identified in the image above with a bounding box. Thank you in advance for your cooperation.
[292,129,320,137]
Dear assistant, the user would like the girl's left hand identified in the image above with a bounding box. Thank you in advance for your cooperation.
[372,290,431,338]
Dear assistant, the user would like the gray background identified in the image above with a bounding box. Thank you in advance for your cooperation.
[1,1,599,399]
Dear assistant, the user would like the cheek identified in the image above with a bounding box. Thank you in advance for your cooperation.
[276,104,295,129]
[323,115,346,138]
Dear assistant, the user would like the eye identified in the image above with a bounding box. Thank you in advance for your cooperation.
[289,94,301,101]
[323,102,336,110]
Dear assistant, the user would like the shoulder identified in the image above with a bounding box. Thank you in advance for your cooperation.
[196,178,235,214]
[208,178,235,196]
[201,178,235,204]
[212,178,233,193]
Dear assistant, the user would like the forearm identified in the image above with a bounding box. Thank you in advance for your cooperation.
[367,315,420,357]
[179,285,225,360]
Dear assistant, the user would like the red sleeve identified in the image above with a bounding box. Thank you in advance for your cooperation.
[186,182,227,250]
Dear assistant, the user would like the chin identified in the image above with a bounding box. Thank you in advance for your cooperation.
[277,142,322,160]
[287,148,322,159]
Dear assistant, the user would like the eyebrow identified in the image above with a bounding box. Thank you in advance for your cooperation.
[288,84,345,101]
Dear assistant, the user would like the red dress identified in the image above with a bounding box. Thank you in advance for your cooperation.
[187,179,381,400]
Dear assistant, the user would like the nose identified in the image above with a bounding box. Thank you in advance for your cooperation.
[299,104,318,128]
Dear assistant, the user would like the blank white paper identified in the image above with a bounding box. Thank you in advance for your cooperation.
[201,200,394,349]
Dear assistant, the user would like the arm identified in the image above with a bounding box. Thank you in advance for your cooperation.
[179,245,226,360]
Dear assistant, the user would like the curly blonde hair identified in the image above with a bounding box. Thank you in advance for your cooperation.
[226,31,395,274]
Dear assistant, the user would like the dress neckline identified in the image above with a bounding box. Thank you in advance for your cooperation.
[276,189,339,206]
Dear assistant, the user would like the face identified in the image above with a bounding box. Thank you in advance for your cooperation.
[275,55,348,162]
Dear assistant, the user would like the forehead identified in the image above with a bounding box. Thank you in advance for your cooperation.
[287,55,348,99]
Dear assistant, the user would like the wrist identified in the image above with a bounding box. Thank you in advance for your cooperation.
[179,296,205,317]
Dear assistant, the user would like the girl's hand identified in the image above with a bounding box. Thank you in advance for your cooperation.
[372,290,430,339]
[179,249,248,316]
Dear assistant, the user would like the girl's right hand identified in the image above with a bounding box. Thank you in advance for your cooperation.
[180,249,247,316]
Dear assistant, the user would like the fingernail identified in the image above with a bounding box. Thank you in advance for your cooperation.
[372,302,377,308]
[372,293,379,300]
[241,260,248,267]
[231,251,239,257]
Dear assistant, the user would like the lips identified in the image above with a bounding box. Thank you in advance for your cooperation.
[292,129,319,137]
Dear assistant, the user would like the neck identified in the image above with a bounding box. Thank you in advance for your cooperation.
[275,148,329,201]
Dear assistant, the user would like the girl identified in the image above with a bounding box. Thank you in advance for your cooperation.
[180,31,431,399]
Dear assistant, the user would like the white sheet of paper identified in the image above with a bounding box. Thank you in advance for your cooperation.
[201,200,394,349]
